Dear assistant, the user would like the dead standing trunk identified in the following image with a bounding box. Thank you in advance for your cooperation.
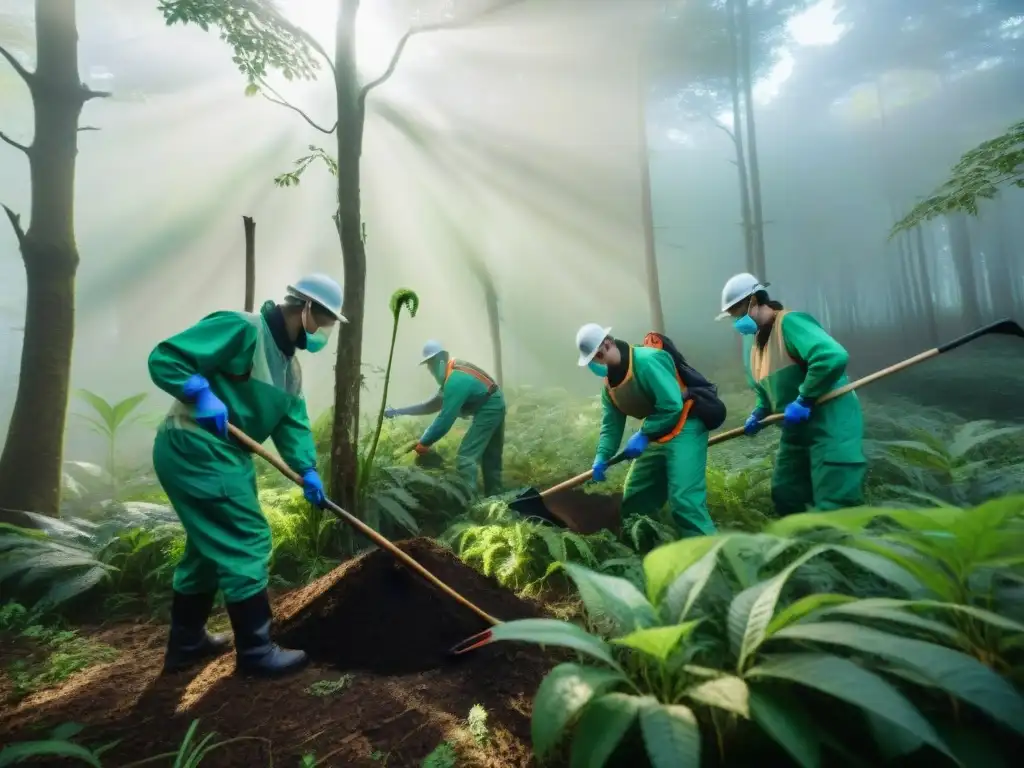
[330,0,366,513]
[482,277,503,388]
[736,0,766,278]
[0,0,104,519]
[724,0,754,272]
[635,15,664,334]
[242,215,256,312]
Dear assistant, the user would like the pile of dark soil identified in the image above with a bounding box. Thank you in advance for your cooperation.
[0,539,558,767]
[275,538,544,674]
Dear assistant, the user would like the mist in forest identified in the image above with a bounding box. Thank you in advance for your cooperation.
[1,0,1022,466]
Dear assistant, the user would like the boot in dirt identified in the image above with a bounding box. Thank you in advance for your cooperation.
[162,591,232,673]
[226,589,308,677]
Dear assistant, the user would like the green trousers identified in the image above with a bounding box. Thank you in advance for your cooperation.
[772,436,867,515]
[153,427,271,603]
[621,418,716,538]
[457,394,506,496]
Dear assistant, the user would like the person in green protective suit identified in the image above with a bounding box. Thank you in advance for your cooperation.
[717,272,866,515]
[149,273,346,678]
[575,323,716,547]
[384,340,505,496]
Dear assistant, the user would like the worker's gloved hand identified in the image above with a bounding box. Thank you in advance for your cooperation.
[623,431,649,459]
[591,458,608,483]
[182,374,228,437]
[301,468,326,507]
[413,443,430,456]
[383,406,399,419]
[783,396,813,427]
[744,407,768,436]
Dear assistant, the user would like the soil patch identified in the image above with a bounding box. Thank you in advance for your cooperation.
[511,489,622,535]
[0,539,557,767]
[276,538,545,674]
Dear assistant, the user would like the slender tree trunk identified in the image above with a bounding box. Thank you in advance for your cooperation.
[0,0,93,520]
[736,0,766,278]
[912,225,940,347]
[330,0,365,513]
[242,215,255,312]
[635,23,664,333]
[725,0,754,272]
[946,212,983,330]
[482,277,503,387]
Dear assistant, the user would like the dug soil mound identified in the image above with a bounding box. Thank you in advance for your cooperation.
[275,538,544,674]
[0,539,557,767]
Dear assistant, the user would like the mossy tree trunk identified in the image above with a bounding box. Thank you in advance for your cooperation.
[0,0,106,521]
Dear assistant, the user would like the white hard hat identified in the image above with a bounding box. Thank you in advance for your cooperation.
[286,273,348,323]
[576,323,611,366]
[420,339,445,364]
[716,273,769,320]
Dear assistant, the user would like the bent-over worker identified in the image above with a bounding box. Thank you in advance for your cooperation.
[576,323,717,544]
[385,341,505,496]
[149,273,345,678]
[718,273,866,515]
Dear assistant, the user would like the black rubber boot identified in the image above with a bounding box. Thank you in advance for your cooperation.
[162,591,232,673]
[226,589,308,678]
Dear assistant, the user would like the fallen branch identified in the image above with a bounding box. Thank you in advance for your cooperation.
[83,87,111,101]
[1,203,26,248]
[78,125,100,132]
[358,0,529,104]
[0,128,29,154]
[0,42,33,85]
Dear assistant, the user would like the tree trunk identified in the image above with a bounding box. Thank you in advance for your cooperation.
[330,0,366,514]
[0,0,88,520]
[725,0,753,272]
[946,212,983,330]
[635,25,663,333]
[242,215,255,312]
[736,0,766,278]
[482,277,503,387]
[912,225,940,347]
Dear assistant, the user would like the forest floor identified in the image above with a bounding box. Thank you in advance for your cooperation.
[0,539,580,768]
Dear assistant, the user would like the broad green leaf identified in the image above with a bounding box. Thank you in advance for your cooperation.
[486,618,620,668]
[766,506,954,537]
[728,546,828,670]
[612,621,700,663]
[660,538,729,623]
[111,393,148,429]
[771,622,1024,734]
[766,593,856,636]
[644,535,724,603]
[865,710,924,760]
[864,598,1024,634]
[847,537,959,600]
[373,495,419,534]
[748,687,822,768]
[532,663,628,758]
[569,692,641,768]
[0,740,102,767]
[747,653,954,761]
[824,544,926,596]
[638,698,701,768]
[685,675,749,717]
[76,389,115,430]
[816,601,961,643]
[562,562,657,636]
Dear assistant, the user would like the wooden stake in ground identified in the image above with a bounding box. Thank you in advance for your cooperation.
[243,216,256,312]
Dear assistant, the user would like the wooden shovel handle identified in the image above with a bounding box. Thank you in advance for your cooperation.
[227,424,500,626]
[540,451,630,498]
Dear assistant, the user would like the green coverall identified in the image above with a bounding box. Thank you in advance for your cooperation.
[745,309,866,515]
[148,305,318,603]
[597,344,716,538]
[402,355,505,495]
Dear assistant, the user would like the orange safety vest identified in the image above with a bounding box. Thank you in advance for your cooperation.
[444,357,499,395]
[605,343,692,444]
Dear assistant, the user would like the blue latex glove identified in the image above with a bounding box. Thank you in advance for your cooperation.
[623,431,649,459]
[182,374,228,437]
[591,458,608,483]
[783,395,813,427]
[744,407,768,436]
[302,468,326,507]
[383,406,399,419]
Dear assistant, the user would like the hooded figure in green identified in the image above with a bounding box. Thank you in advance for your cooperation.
[576,323,717,546]
[384,340,505,496]
[718,273,866,515]
[148,273,345,678]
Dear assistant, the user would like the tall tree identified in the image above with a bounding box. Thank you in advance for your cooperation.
[160,0,525,512]
[734,0,766,277]
[0,0,108,521]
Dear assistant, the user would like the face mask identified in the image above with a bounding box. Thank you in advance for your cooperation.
[302,303,333,353]
[734,315,758,336]
[587,360,608,378]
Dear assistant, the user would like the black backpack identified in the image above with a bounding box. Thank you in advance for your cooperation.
[643,332,728,431]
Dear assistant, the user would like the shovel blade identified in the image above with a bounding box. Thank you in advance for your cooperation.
[507,488,569,528]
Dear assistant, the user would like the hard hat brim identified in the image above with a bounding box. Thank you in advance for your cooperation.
[716,280,770,320]
[420,352,442,365]
[577,326,612,366]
